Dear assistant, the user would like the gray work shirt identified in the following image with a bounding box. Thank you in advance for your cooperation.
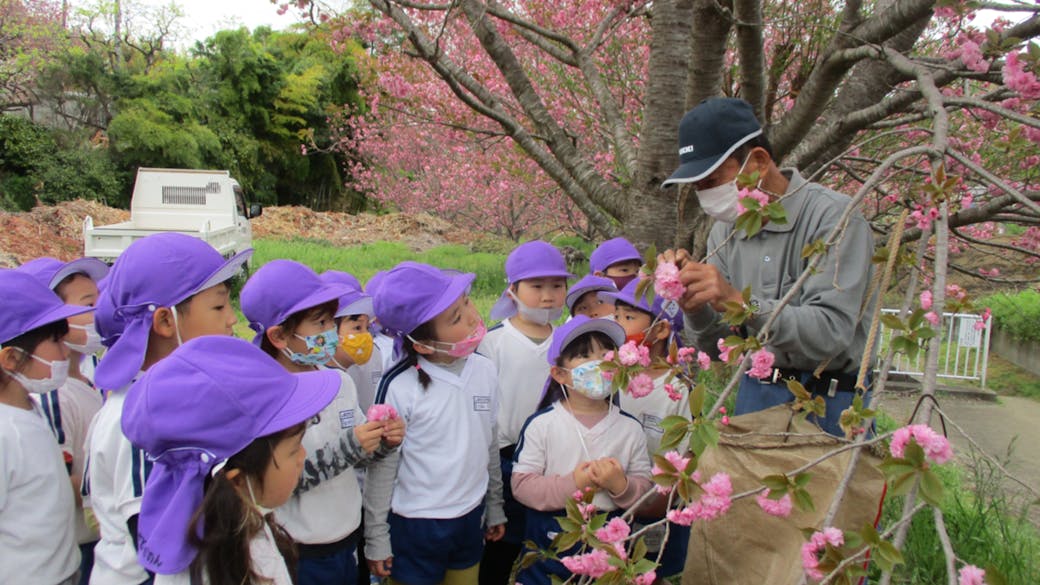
[684,169,876,374]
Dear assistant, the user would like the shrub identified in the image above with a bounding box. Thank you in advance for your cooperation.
[984,290,1040,343]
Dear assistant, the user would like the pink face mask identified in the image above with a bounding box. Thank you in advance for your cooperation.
[411,320,488,359]
[608,274,638,290]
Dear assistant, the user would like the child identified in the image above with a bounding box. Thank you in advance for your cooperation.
[1,270,94,585]
[565,275,617,320]
[364,271,397,371]
[18,257,110,584]
[83,233,252,585]
[479,241,572,583]
[242,260,402,585]
[512,315,653,585]
[120,336,342,585]
[589,237,643,290]
[320,270,383,412]
[364,261,505,585]
[601,279,691,578]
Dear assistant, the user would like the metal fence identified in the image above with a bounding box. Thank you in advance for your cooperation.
[874,308,993,389]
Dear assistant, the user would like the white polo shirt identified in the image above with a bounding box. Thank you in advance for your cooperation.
[619,373,691,456]
[278,370,366,545]
[82,386,151,585]
[478,319,553,449]
[33,378,104,546]
[347,346,384,413]
[0,402,80,585]
[513,402,652,512]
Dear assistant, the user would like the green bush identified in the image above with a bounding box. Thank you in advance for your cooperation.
[984,290,1040,343]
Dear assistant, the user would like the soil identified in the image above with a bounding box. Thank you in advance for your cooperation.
[0,200,485,267]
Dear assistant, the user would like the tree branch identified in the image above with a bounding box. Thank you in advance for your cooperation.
[733,0,766,120]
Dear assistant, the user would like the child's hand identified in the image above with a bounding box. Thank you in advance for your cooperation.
[381,417,406,448]
[485,523,506,542]
[354,421,384,454]
[572,461,594,490]
[368,557,393,578]
[588,457,628,495]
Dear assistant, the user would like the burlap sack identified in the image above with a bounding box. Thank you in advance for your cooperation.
[681,405,885,585]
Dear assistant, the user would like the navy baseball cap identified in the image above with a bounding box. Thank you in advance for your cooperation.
[662,98,763,187]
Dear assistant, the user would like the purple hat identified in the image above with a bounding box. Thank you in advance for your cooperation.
[321,271,374,319]
[93,234,252,390]
[241,260,349,346]
[17,257,110,290]
[599,278,684,326]
[0,270,94,345]
[372,262,475,337]
[490,241,574,320]
[365,271,387,297]
[547,315,626,365]
[589,238,642,273]
[122,336,339,575]
[565,275,617,312]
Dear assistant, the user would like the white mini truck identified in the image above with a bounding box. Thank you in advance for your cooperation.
[83,168,261,266]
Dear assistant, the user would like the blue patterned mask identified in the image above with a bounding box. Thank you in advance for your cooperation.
[283,327,339,366]
[566,359,611,400]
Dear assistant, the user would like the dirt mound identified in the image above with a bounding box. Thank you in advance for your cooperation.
[251,205,478,250]
[0,200,129,267]
[0,200,480,268]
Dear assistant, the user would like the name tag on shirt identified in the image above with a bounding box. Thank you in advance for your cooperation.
[339,410,355,429]
[371,371,383,387]
[473,396,491,412]
[642,413,663,433]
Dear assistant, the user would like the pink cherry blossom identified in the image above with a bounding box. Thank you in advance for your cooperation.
[924,311,940,326]
[746,349,775,379]
[736,187,770,215]
[560,548,614,578]
[654,262,685,302]
[636,344,652,368]
[958,564,987,585]
[721,415,730,425]
[593,517,631,544]
[756,489,794,518]
[890,424,953,464]
[664,382,682,402]
[627,373,654,398]
[973,307,992,332]
[802,527,845,581]
[617,341,641,366]
[920,290,933,310]
[634,570,657,585]
[717,338,738,364]
[697,351,712,371]
[366,404,399,422]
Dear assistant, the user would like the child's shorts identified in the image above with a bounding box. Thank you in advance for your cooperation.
[388,503,485,585]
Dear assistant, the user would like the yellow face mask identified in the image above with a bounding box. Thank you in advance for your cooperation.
[340,332,374,366]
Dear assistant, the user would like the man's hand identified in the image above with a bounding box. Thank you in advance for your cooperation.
[677,261,742,313]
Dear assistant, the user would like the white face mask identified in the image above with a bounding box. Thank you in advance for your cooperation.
[66,322,105,354]
[695,154,753,223]
[7,352,69,394]
[509,290,563,326]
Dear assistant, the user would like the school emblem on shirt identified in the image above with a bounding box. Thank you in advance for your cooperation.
[339,410,355,429]
[473,396,491,412]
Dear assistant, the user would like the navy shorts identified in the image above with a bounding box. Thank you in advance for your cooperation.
[389,504,485,585]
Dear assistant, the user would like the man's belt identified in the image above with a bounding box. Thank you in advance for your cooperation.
[768,368,862,396]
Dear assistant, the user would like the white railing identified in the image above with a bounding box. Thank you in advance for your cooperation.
[874,309,992,389]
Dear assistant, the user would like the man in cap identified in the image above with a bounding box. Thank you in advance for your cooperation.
[662,97,876,436]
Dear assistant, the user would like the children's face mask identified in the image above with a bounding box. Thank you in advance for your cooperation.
[340,332,374,366]
[410,321,487,359]
[564,359,612,400]
[66,321,105,354]
[283,327,339,366]
[509,290,563,326]
[6,350,70,394]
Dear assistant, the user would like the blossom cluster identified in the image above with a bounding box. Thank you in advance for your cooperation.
[755,489,794,518]
[801,527,845,581]
[653,262,685,302]
[366,404,399,422]
[890,424,953,464]
[666,472,733,525]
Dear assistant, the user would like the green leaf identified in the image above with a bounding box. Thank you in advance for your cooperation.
[689,384,706,418]
[794,473,812,488]
[919,468,946,507]
[793,488,815,512]
[761,474,790,491]
[653,454,677,474]
[881,314,906,331]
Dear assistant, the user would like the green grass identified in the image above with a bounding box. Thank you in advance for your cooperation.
[984,354,1040,401]
[251,238,510,318]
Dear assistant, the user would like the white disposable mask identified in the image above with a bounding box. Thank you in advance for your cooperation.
[509,290,563,326]
[7,352,69,394]
[66,322,105,354]
[695,154,754,223]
